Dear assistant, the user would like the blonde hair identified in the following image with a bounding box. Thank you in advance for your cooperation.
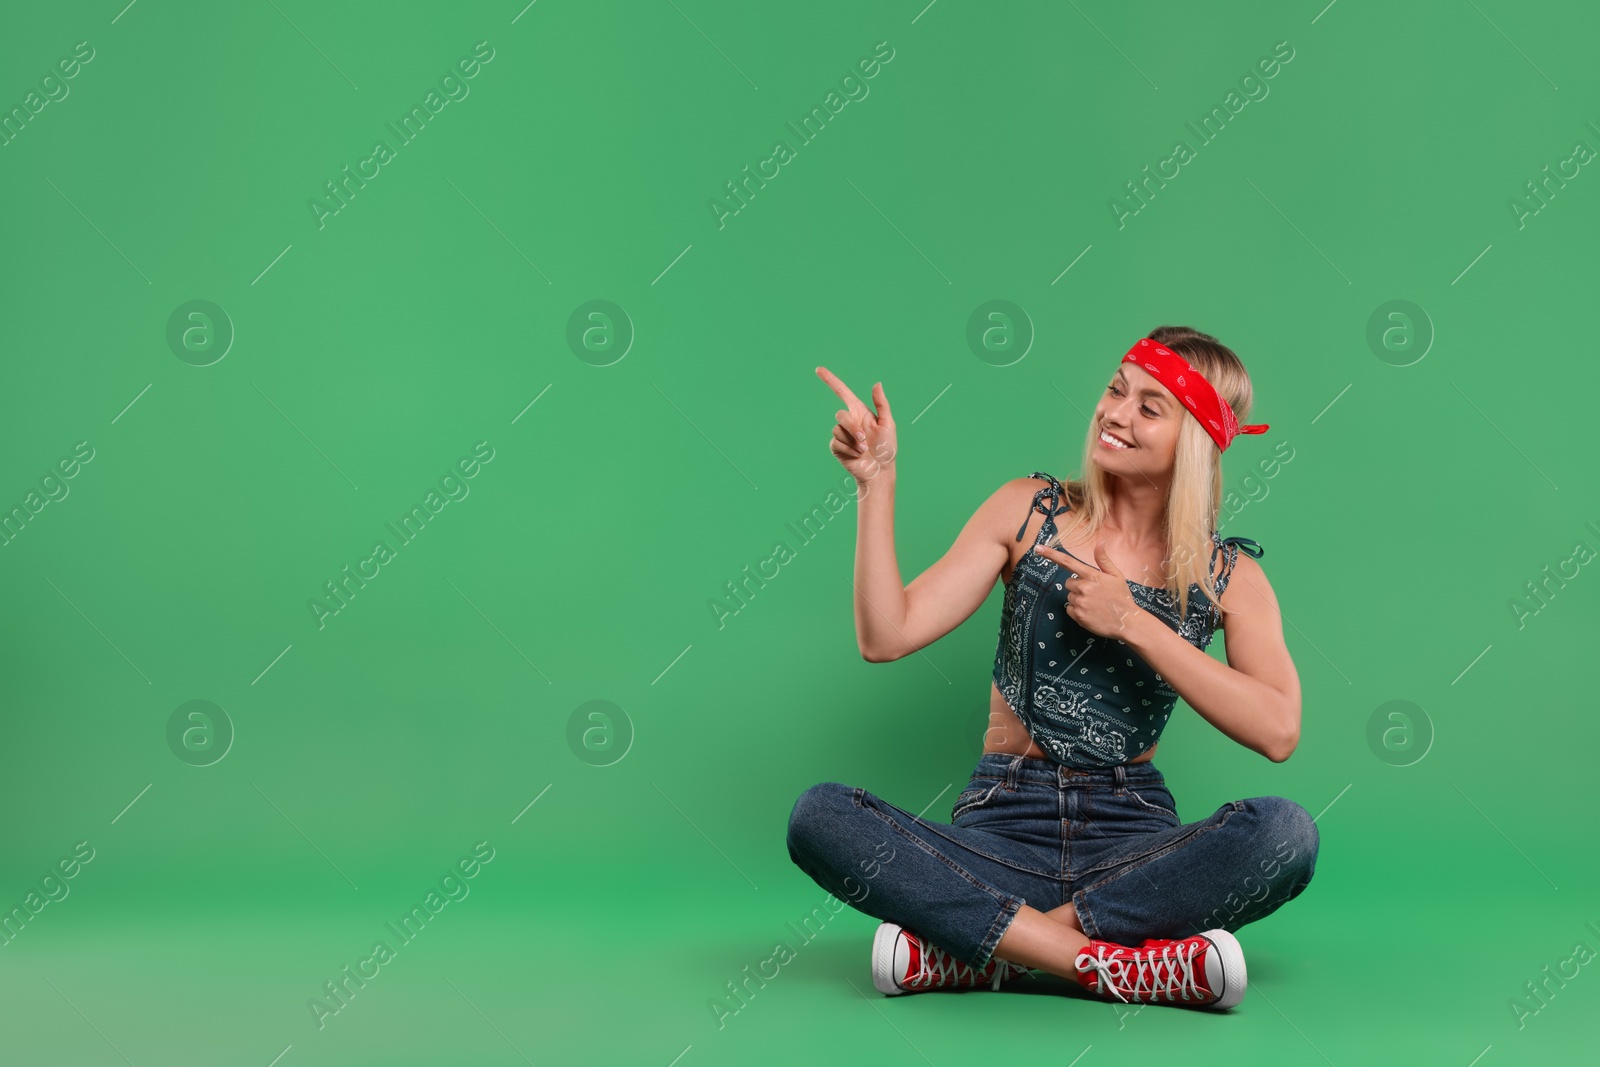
[1049,325,1259,625]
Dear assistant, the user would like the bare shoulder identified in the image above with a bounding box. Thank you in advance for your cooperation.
[923,475,1040,570]
[1217,550,1281,626]
[1003,473,1066,515]
[1000,473,1054,508]
[979,474,1068,581]
[970,474,1048,526]
[992,473,1059,537]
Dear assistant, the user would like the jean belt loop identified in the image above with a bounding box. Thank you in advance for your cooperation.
[1113,762,1126,794]
[1006,753,1024,790]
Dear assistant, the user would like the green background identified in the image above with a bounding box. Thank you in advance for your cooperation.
[2,0,1596,1063]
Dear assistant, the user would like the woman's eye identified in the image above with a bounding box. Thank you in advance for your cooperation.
[1109,384,1157,417]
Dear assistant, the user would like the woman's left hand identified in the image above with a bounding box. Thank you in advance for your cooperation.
[1033,540,1148,640]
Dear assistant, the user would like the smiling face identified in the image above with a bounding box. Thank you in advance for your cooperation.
[1093,361,1182,474]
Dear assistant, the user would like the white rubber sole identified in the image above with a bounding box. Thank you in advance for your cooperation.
[1199,928,1248,1009]
[871,922,906,995]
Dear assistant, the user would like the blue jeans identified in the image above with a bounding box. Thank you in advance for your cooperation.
[785,752,1319,971]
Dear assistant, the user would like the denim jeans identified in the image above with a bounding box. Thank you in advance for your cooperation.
[785,752,1319,971]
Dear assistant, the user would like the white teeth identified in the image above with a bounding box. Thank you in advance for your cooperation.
[1100,429,1132,449]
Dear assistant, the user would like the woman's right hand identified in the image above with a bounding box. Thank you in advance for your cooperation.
[816,366,897,484]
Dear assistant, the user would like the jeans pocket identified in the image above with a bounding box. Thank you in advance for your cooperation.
[1126,784,1180,823]
[951,777,1004,822]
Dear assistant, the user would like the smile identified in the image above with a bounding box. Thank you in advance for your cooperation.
[1099,429,1134,450]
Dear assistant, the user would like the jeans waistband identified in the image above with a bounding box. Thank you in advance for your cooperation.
[973,751,1164,788]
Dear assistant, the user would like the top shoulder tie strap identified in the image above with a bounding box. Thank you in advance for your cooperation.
[1220,535,1264,559]
[1015,471,1070,542]
[1209,534,1264,600]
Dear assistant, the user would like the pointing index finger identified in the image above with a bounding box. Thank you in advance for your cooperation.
[815,366,869,417]
[1035,543,1103,575]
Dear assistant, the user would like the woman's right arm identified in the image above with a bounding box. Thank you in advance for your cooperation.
[815,366,1021,663]
[854,474,1025,662]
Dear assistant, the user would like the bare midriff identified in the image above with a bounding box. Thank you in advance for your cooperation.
[982,681,1158,764]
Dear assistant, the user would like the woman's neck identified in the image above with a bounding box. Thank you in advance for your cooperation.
[1099,478,1169,550]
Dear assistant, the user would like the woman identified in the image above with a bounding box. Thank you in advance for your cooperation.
[785,326,1318,1010]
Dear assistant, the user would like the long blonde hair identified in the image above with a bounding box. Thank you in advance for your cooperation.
[1049,325,1259,624]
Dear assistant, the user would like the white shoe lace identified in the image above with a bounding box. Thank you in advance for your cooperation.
[911,937,1018,991]
[1074,939,1206,1004]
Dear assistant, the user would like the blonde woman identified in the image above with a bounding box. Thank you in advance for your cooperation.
[786,327,1316,1009]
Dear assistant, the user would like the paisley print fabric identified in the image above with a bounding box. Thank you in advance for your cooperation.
[990,472,1263,768]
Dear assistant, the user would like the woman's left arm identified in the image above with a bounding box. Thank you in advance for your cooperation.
[1121,553,1302,762]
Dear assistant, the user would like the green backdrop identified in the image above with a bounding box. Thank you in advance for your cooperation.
[2,1,1596,1064]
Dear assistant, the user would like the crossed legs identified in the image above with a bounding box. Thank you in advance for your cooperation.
[990,902,1092,981]
[787,780,1319,983]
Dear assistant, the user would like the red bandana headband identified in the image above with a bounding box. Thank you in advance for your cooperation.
[1121,339,1269,451]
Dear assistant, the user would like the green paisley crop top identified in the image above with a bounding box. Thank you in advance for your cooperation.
[991,471,1263,768]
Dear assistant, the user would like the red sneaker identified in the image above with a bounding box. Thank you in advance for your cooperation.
[1073,928,1247,1009]
[871,922,1032,995]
